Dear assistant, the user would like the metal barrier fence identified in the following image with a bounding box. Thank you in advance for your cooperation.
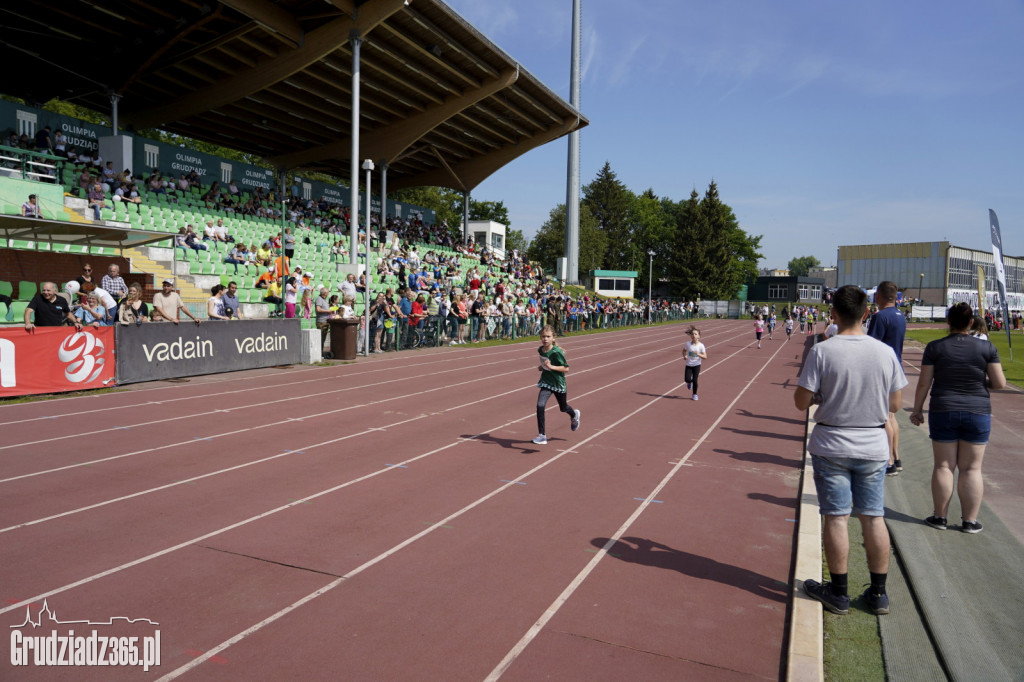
[367,309,692,353]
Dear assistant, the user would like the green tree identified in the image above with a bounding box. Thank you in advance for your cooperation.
[506,228,528,254]
[469,198,510,228]
[787,255,821,277]
[666,182,761,300]
[526,204,607,278]
[582,162,634,269]
[389,186,465,237]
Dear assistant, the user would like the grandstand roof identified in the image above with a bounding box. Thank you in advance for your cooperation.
[2,0,587,193]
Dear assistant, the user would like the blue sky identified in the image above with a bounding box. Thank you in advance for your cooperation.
[444,0,1024,268]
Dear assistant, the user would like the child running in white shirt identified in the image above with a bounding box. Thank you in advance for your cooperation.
[683,326,708,401]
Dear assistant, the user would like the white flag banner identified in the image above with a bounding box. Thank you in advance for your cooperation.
[988,209,1013,353]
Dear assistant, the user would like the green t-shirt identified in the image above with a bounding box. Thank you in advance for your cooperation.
[537,344,568,392]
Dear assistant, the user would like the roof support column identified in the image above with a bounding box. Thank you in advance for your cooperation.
[463,191,470,246]
[348,32,363,265]
[110,92,121,136]
[379,161,388,231]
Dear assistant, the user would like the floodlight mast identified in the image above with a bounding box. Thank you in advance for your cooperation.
[563,0,581,286]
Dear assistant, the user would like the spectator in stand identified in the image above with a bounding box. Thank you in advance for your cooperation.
[25,282,82,331]
[75,264,96,289]
[264,277,284,316]
[52,130,67,157]
[102,264,127,301]
[315,286,332,350]
[255,242,273,266]
[147,172,165,195]
[88,181,106,221]
[101,161,116,186]
[283,276,298,318]
[283,227,296,259]
[214,218,234,243]
[74,293,108,327]
[152,280,200,325]
[223,281,243,319]
[203,220,220,243]
[224,244,248,275]
[207,284,230,321]
[115,283,149,325]
[34,126,53,154]
[21,193,40,218]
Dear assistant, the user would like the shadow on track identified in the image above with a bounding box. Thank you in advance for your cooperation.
[592,536,787,602]
[462,432,547,455]
[713,448,803,469]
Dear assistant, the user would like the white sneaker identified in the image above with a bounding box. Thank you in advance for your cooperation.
[532,435,547,445]
[692,394,699,401]
[571,409,581,432]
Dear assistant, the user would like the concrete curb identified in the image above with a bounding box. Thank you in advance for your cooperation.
[786,404,823,681]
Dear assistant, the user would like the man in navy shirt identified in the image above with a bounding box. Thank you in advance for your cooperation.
[868,281,907,475]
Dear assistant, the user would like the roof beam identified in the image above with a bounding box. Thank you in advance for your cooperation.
[270,66,518,169]
[218,0,303,48]
[125,0,410,130]
[389,117,581,192]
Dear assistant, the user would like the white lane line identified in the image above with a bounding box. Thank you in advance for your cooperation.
[0,323,691,424]
[1,325,743,530]
[0,326,751,622]
[152,326,757,681]
[484,338,790,681]
[0,326,691,452]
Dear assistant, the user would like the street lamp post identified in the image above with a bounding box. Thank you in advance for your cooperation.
[362,159,374,356]
[918,272,924,304]
[647,250,655,324]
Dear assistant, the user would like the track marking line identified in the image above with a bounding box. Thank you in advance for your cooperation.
[150,327,759,680]
[483,338,790,681]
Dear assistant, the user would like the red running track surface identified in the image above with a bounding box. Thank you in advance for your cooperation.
[1,320,810,680]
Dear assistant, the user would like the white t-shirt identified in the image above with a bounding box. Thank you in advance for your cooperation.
[684,341,705,367]
[798,335,908,460]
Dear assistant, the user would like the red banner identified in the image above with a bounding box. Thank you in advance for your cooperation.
[0,326,116,397]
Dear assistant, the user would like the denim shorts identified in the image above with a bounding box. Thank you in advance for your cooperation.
[928,411,991,444]
[810,455,887,517]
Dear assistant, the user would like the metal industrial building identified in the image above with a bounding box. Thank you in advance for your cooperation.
[837,241,1024,310]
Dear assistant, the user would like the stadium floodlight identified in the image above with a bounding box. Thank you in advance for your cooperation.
[648,250,656,324]
[362,159,375,356]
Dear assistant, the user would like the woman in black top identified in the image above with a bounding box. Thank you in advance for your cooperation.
[910,302,1005,533]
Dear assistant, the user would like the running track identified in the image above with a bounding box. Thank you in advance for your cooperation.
[1,320,810,680]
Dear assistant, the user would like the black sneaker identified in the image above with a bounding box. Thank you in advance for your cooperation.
[803,579,850,615]
[924,515,947,530]
[860,587,890,615]
[894,459,903,471]
[886,465,899,477]
[961,520,983,534]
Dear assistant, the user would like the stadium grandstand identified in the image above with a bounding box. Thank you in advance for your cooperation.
[0,0,693,393]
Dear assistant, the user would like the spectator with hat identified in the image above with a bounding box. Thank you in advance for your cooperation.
[152,280,200,325]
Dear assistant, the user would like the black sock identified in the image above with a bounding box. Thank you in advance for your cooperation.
[870,573,887,595]
[829,573,848,597]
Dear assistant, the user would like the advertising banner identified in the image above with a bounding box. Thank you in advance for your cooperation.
[0,327,116,398]
[115,319,302,384]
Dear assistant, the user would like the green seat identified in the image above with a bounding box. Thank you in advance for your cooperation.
[0,281,13,298]
[18,281,38,300]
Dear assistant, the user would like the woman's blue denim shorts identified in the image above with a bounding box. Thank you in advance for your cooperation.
[928,411,991,445]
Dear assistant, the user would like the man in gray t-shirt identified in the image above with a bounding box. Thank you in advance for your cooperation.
[795,285,907,617]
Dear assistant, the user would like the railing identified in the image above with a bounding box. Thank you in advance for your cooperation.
[0,144,63,184]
